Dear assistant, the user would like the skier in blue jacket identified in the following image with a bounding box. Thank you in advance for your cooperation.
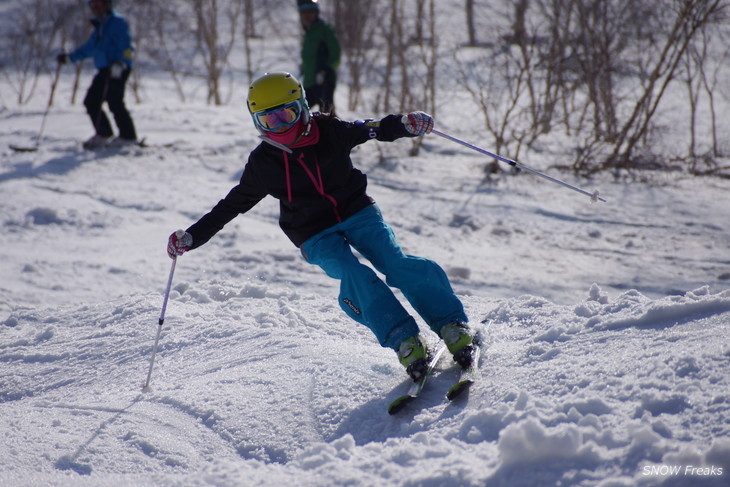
[57,0,137,149]
[167,72,475,381]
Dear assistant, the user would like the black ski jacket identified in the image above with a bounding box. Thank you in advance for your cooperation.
[186,113,414,248]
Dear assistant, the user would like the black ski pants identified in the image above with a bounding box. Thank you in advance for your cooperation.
[305,67,336,114]
[84,66,137,140]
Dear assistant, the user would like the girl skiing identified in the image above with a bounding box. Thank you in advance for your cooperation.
[167,72,473,380]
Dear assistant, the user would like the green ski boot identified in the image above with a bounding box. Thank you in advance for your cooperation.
[440,321,474,368]
[397,335,428,381]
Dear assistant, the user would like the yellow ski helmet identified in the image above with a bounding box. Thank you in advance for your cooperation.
[247,72,310,133]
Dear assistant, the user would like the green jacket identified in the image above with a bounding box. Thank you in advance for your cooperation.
[300,19,341,89]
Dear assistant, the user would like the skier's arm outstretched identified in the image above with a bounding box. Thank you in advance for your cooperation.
[167,160,266,258]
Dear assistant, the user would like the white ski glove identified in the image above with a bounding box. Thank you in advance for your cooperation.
[167,230,192,259]
[402,111,434,136]
[110,62,125,79]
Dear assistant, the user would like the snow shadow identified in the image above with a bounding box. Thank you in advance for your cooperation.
[53,394,145,476]
[0,152,95,183]
[329,365,475,446]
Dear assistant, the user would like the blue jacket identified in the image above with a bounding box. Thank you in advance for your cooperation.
[69,10,134,69]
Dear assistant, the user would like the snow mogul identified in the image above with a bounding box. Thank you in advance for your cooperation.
[167,72,473,381]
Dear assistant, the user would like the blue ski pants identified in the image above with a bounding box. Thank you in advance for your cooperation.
[300,205,468,350]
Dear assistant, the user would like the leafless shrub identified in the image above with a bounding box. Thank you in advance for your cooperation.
[192,0,243,105]
[458,0,728,174]
[598,0,726,172]
[679,6,729,173]
[456,0,560,163]
[1,0,74,104]
[4,0,727,177]
[332,0,380,110]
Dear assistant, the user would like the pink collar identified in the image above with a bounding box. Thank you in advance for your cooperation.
[266,119,320,149]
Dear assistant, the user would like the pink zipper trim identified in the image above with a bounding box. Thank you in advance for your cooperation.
[282,150,342,222]
[283,151,293,203]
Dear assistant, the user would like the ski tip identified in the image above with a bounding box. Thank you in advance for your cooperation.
[10,145,39,152]
[446,380,473,401]
[388,395,413,415]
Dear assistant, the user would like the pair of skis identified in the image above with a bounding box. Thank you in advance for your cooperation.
[9,138,151,153]
[388,342,481,415]
[83,137,150,151]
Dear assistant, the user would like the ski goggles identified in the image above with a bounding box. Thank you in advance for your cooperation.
[254,101,302,133]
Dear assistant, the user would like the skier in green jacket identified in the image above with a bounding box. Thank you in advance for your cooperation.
[298,0,340,113]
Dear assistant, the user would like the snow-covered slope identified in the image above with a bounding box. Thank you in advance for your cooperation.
[2,65,730,487]
[1,281,729,486]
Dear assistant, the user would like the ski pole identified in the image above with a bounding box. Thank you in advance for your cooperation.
[431,129,606,203]
[142,256,177,392]
[9,62,63,153]
[36,62,63,148]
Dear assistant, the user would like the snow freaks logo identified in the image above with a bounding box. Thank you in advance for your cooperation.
[642,465,724,477]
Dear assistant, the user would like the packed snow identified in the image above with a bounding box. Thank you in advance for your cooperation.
[2,6,730,487]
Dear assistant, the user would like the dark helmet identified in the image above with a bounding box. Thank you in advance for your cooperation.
[88,0,113,7]
[297,0,320,12]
